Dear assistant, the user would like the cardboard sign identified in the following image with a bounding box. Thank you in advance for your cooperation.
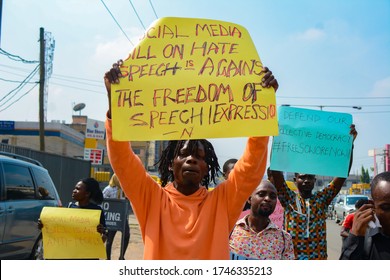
[40,207,106,259]
[111,17,278,140]
[270,106,353,177]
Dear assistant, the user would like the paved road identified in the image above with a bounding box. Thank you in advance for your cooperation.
[327,218,343,260]
[113,215,344,260]
[111,214,144,260]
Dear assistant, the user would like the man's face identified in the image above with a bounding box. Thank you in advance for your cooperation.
[372,180,390,235]
[295,173,316,195]
[249,181,278,217]
[224,163,236,180]
[172,140,209,190]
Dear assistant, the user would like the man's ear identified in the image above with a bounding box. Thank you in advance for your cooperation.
[247,196,252,206]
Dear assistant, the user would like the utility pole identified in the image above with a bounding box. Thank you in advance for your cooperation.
[39,27,45,151]
[38,27,55,152]
[384,146,389,172]
[0,0,3,47]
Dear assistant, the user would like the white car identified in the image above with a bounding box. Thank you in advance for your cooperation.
[333,194,369,223]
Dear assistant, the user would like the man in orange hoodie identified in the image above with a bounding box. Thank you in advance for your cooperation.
[104,60,278,259]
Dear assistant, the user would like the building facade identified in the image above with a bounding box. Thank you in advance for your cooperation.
[0,117,159,178]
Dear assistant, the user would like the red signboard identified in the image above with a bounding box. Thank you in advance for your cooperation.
[84,148,103,165]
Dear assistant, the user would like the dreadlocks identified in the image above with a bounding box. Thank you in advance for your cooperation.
[156,139,220,188]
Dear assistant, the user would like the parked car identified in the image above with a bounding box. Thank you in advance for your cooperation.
[0,152,62,259]
[333,194,369,223]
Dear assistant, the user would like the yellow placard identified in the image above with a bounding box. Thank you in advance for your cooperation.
[112,17,278,141]
[40,207,106,259]
[84,138,98,149]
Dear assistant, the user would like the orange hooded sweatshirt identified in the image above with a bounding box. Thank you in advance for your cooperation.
[106,118,269,259]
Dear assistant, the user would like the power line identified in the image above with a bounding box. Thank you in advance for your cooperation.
[149,0,158,19]
[0,83,39,112]
[0,77,37,84]
[278,104,390,114]
[50,76,103,88]
[280,104,390,109]
[0,64,40,106]
[52,73,101,84]
[128,0,146,30]
[0,48,39,64]
[0,64,102,84]
[353,111,390,114]
[0,63,39,73]
[353,104,390,107]
[100,0,135,46]
[0,69,36,80]
[50,82,105,95]
[0,64,103,90]
[278,95,390,100]
[2,69,105,94]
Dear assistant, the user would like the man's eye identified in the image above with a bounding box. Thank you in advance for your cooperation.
[380,205,390,211]
[196,154,205,160]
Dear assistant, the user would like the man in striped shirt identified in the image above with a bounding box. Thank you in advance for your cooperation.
[271,125,357,259]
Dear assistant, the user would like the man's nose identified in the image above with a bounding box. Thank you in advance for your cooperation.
[185,155,198,163]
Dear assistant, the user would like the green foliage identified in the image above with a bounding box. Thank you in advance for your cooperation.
[360,166,370,183]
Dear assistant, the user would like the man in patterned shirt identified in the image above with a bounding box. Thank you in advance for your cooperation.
[229,180,294,260]
[271,124,357,260]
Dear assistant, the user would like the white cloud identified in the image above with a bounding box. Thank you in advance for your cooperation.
[369,76,390,97]
[293,27,326,41]
[94,38,134,64]
[93,27,144,68]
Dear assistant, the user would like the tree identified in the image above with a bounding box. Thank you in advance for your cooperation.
[360,166,370,183]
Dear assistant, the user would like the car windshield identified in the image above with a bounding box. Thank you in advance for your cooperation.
[346,196,368,205]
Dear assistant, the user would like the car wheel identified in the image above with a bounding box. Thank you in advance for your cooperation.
[30,235,44,260]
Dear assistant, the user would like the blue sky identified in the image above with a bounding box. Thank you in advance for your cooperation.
[1,0,389,176]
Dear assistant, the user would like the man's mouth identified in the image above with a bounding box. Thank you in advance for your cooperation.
[183,170,198,175]
[260,203,272,210]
